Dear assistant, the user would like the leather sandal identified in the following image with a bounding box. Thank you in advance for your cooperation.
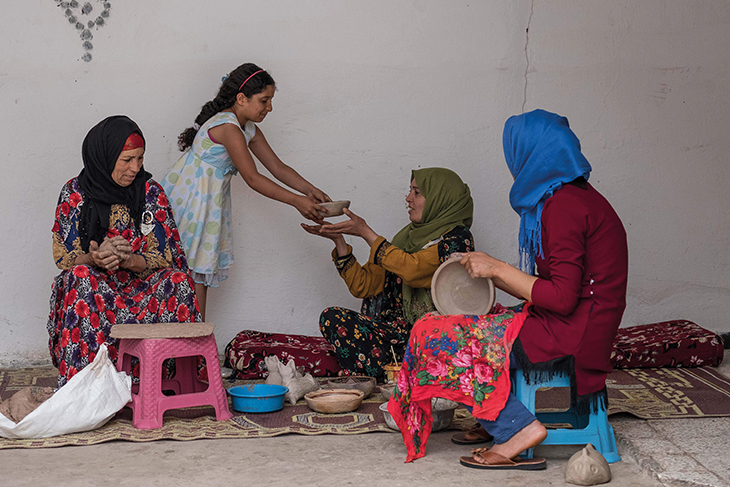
[451,425,494,445]
[459,448,547,470]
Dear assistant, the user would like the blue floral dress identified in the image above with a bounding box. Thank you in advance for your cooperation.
[161,112,257,287]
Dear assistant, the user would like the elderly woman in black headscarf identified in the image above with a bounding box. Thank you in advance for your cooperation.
[47,115,201,387]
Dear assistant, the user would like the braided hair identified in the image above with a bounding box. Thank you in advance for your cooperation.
[177,63,276,151]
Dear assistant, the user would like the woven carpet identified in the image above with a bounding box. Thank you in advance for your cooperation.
[1,366,729,449]
[535,367,730,419]
[0,367,472,449]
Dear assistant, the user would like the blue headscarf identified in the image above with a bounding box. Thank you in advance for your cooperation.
[502,109,592,273]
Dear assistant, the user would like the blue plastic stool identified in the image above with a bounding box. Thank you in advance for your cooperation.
[512,369,621,463]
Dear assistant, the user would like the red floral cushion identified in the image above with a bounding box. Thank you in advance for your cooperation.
[223,330,342,379]
[611,320,724,369]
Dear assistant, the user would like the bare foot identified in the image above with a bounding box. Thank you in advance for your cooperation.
[471,420,547,464]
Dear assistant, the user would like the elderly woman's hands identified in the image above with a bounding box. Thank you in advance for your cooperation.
[89,240,121,271]
[106,236,133,262]
[87,237,137,272]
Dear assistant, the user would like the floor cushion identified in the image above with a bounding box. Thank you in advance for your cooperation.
[611,320,724,369]
[223,330,342,379]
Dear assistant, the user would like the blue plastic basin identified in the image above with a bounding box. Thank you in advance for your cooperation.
[227,384,289,413]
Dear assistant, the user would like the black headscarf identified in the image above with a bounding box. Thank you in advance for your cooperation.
[77,115,152,252]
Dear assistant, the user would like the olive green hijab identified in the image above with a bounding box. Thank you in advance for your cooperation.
[391,167,473,324]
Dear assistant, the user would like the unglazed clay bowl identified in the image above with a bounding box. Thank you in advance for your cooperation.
[304,389,364,413]
[318,200,351,218]
[431,256,495,316]
[327,376,376,399]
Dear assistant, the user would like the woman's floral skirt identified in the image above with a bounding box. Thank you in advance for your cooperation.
[47,264,202,388]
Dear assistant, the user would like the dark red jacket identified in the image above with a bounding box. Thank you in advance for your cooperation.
[515,182,628,411]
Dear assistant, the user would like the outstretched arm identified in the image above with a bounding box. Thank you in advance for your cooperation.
[248,127,330,203]
[210,123,325,222]
[301,223,350,256]
[317,208,379,246]
[301,223,386,299]
[315,209,456,288]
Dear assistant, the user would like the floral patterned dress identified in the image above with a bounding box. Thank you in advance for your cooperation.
[47,177,202,387]
[319,226,474,379]
[387,304,529,462]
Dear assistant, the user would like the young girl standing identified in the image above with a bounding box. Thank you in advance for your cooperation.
[161,63,330,319]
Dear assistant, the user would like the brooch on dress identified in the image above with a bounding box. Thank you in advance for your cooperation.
[140,210,155,235]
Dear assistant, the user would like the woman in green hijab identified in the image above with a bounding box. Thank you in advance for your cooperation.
[301,167,474,378]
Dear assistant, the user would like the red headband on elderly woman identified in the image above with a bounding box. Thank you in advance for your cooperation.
[122,132,145,151]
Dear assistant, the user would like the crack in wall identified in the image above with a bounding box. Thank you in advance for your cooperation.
[522,0,535,113]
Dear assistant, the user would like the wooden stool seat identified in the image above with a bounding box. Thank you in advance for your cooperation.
[110,322,215,339]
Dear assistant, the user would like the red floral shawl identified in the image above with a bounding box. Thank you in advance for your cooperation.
[388,304,528,462]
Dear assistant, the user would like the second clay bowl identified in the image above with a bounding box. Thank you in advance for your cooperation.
[431,256,495,316]
[304,389,365,413]
[380,398,458,432]
[326,376,376,399]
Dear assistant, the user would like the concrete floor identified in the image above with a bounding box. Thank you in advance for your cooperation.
[1,430,661,487]
[1,362,727,487]
[609,360,730,487]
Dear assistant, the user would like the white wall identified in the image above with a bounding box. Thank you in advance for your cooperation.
[0,1,728,366]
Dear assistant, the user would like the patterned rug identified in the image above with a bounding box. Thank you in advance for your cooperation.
[0,367,473,449]
[1,365,729,449]
[607,367,730,418]
[535,367,730,419]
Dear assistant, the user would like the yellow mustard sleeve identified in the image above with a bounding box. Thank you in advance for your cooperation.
[331,244,386,299]
[369,237,440,288]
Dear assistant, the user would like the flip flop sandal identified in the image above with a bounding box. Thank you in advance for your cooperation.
[451,426,494,445]
[459,448,547,470]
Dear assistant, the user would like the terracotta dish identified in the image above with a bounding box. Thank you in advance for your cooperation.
[304,389,364,413]
[318,200,351,218]
[431,257,495,316]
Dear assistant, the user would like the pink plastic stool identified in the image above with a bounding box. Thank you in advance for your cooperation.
[112,323,233,430]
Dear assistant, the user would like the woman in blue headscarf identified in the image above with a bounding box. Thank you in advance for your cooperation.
[389,110,628,469]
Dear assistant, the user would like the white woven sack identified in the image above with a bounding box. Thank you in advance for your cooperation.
[0,344,131,439]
